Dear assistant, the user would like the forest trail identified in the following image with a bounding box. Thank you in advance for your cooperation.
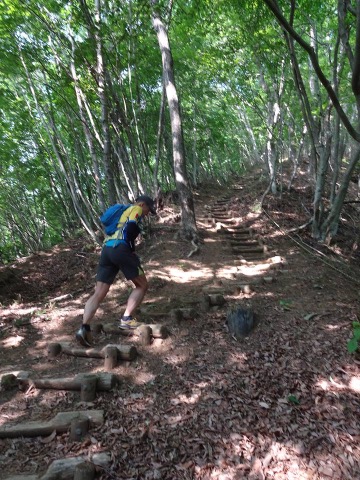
[1,176,360,480]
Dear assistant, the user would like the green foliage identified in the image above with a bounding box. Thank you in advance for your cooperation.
[347,322,360,354]
[0,0,357,260]
[288,395,300,405]
[279,299,293,311]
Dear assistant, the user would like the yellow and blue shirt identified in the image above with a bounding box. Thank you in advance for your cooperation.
[104,205,143,250]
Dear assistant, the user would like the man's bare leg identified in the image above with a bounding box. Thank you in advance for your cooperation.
[76,281,110,346]
[83,281,110,324]
[123,274,149,317]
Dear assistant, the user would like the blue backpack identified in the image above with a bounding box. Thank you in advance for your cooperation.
[100,204,131,235]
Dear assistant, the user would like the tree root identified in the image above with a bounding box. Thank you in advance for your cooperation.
[187,237,200,258]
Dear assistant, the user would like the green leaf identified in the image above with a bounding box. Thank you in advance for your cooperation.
[280,299,292,311]
[288,395,300,405]
[354,329,360,341]
[303,313,316,321]
[347,338,359,353]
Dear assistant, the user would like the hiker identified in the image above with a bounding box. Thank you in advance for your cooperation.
[76,195,157,347]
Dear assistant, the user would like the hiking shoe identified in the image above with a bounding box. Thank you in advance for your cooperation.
[75,325,93,347]
[119,317,142,330]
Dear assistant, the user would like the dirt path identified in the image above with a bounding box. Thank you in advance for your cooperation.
[1,179,360,479]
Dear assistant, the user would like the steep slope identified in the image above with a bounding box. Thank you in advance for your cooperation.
[1,173,360,480]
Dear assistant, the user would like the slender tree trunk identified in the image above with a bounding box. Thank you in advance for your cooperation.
[105,71,145,197]
[127,1,149,188]
[236,106,261,165]
[192,106,198,186]
[285,31,319,178]
[93,0,116,205]
[321,143,360,241]
[312,135,332,238]
[257,60,284,194]
[154,85,166,194]
[79,0,116,205]
[19,47,99,243]
[330,32,345,204]
[150,3,198,242]
[69,35,106,211]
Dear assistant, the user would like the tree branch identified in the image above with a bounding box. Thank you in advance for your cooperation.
[263,0,360,142]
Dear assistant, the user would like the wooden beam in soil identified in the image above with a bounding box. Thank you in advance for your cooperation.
[212,218,236,225]
[0,410,104,438]
[230,240,260,247]
[232,245,265,254]
[47,342,137,361]
[219,227,252,234]
[4,452,110,480]
[17,372,117,391]
[100,322,170,340]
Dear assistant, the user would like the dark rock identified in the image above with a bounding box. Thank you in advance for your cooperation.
[226,306,258,339]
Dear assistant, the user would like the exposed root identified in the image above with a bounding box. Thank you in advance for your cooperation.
[187,238,200,258]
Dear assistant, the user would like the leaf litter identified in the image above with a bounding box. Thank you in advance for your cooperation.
[0,172,360,479]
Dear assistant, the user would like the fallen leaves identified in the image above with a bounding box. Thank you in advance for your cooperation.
[1,185,360,480]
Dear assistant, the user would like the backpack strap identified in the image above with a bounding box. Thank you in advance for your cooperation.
[104,205,136,247]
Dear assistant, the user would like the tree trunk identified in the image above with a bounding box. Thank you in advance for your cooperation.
[150,3,198,242]
[69,35,106,212]
[320,143,360,241]
[312,135,332,238]
[18,48,99,244]
[79,0,116,205]
[256,59,284,195]
[94,0,116,205]
[265,0,360,242]
[154,85,166,194]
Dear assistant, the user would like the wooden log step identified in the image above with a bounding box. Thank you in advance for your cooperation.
[221,277,264,286]
[171,307,196,322]
[212,212,232,217]
[213,217,234,223]
[203,294,226,308]
[4,452,111,480]
[224,229,253,235]
[213,218,236,225]
[0,410,104,439]
[221,227,252,234]
[232,246,264,254]
[211,210,232,216]
[17,372,117,392]
[101,322,170,339]
[211,214,231,219]
[230,240,260,247]
[202,281,261,295]
[0,373,18,390]
[213,207,228,211]
[48,342,137,361]
[69,416,90,442]
[210,207,227,212]
[237,254,265,262]
[220,233,253,240]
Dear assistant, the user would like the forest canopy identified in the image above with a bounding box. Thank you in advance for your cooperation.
[1,0,360,261]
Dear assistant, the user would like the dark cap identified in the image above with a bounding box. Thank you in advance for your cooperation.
[136,195,157,214]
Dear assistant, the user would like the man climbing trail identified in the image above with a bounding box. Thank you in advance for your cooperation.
[76,195,157,347]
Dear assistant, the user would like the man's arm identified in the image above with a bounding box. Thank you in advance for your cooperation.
[123,206,143,250]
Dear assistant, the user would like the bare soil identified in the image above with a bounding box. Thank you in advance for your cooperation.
[1,169,360,480]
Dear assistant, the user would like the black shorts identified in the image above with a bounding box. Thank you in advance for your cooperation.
[96,244,145,285]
